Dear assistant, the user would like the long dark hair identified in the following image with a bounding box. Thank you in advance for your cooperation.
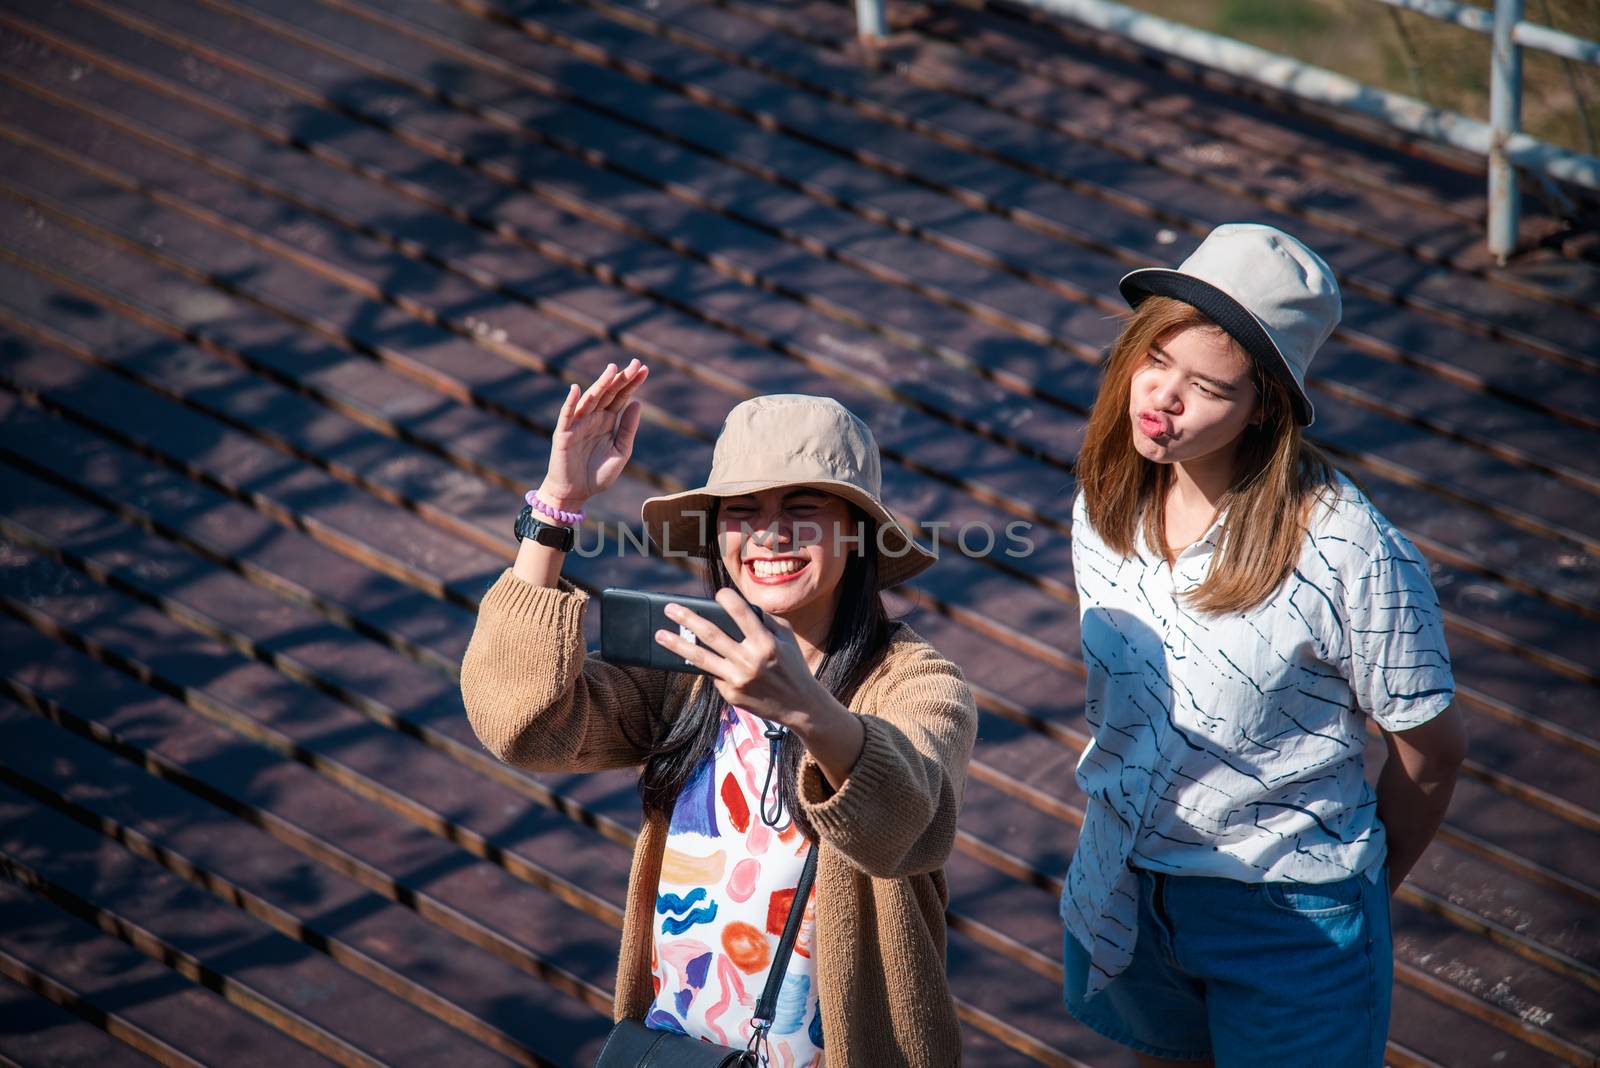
[638,501,892,842]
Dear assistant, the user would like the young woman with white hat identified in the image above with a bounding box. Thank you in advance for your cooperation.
[460,364,977,1067]
[1059,224,1468,1067]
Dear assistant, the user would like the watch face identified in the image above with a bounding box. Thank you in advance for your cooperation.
[515,505,574,551]
[532,523,575,551]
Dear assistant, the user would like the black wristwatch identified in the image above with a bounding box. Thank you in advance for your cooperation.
[514,504,577,553]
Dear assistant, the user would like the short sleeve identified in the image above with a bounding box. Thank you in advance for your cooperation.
[1342,517,1454,732]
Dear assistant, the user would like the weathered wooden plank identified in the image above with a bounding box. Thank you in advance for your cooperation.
[0,694,615,1067]
[1386,980,1577,1068]
[0,971,164,1068]
[0,787,530,1068]
[0,876,342,1068]
[0,605,628,1063]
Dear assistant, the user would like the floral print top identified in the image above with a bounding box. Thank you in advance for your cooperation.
[646,704,824,1067]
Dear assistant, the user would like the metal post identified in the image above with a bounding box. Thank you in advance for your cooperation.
[856,0,886,41]
[1489,0,1524,265]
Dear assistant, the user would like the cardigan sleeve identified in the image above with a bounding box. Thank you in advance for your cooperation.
[460,569,674,772]
[795,627,978,878]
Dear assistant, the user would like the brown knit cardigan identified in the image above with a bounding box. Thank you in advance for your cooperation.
[460,571,978,1067]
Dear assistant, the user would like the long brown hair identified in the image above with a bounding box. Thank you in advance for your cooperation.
[1075,296,1335,615]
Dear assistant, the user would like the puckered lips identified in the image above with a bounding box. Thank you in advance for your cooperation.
[744,555,811,586]
[1136,409,1174,440]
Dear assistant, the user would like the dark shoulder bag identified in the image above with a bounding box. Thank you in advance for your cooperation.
[593,842,819,1068]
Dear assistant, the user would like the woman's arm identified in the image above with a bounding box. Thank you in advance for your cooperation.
[1335,494,1461,891]
[461,360,665,770]
[1378,706,1468,892]
[513,360,647,592]
[795,639,978,879]
[787,690,865,792]
[461,571,674,772]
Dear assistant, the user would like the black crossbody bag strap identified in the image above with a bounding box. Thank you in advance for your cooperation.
[744,842,819,1060]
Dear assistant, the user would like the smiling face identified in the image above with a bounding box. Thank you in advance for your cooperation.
[715,488,856,623]
[1128,324,1261,473]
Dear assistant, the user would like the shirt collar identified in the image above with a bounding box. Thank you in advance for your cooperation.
[1130,505,1229,571]
[1178,510,1227,561]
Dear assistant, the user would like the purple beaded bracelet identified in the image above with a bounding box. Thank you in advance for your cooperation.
[526,490,585,526]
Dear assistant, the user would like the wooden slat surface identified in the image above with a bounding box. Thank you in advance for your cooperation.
[0,0,1595,1064]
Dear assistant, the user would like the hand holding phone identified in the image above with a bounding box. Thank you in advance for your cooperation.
[601,588,766,675]
[605,587,866,790]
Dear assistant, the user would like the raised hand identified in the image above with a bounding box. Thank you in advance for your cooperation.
[537,359,649,514]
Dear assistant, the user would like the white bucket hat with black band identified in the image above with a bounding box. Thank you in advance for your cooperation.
[1118,223,1341,427]
[641,394,938,590]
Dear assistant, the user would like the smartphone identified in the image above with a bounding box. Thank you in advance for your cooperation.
[600,588,766,675]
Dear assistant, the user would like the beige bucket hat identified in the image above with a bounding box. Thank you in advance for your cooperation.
[641,395,937,590]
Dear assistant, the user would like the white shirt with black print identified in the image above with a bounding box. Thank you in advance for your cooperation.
[1060,473,1454,996]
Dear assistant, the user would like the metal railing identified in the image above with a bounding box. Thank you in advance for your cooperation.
[855,0,1599,264]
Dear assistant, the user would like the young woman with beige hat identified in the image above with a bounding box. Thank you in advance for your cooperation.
[460,361,977,1067]
[1059,224,1468,1067]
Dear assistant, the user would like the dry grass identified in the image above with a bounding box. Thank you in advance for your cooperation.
[1119,0,1599,155]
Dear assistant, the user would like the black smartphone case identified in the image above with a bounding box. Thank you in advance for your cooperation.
[600,588,764,675]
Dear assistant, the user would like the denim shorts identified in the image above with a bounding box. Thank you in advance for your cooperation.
[1062,867,1393,1066]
